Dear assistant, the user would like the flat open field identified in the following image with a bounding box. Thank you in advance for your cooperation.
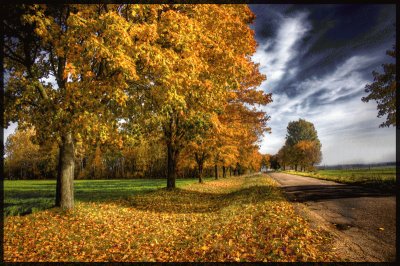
[283,167,396,189]
[4,174,333,262]
[4,178,207,217]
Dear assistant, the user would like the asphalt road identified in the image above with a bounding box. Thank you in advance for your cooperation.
[268,172,396,262]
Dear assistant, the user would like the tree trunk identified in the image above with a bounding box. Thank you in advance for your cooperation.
[195,153,205,183]
[197,160,204,183]
[167,143,177,189]
[214,164,218,180]
[55,132,75,209]
[198,163,203,183]
[222,166,226,178]
[55,145,62,206]
[229,167,232,177]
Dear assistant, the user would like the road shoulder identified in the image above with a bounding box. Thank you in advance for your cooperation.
[290,202,379,261]
[268,171,396,262]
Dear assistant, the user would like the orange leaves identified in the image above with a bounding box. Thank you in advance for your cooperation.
[201,245,210,251]
[6,4,271,184]
[4,175,333,262]
[64,63,77,79]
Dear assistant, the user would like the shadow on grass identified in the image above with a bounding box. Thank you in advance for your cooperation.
[119,185,280,214]
[5,176,281,216]
[4,179,167,216]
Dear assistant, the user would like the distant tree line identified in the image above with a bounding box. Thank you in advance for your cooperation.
[5,127,265,180]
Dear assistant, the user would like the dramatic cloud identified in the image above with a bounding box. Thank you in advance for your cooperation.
[251,4,396,165]
[253,12,310,90]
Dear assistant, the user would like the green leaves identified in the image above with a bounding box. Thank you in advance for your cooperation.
[285,119,320,147]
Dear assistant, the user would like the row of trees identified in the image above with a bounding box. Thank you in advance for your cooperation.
[274,119,322,171]
[4,4,271,209]
[5,127,265,180]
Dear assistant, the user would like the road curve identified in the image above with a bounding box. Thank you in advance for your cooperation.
[268,171,396,262]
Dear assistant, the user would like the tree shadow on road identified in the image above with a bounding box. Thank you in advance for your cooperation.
[280,184,395,203]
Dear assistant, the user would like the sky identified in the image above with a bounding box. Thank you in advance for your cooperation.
[249,4,396,165]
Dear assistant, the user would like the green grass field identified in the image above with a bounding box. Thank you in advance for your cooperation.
[283,167,396,189]
[4,178,212,217]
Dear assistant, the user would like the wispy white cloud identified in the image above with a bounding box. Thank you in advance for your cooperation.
[252,12,310,90]
[267,55,377,118]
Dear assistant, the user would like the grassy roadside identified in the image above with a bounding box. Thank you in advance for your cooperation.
[282,168,396,190]
[4,174,333,262]
[4,178,214,216]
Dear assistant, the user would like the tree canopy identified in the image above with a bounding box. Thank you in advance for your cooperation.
[362,45,396,128]
[277,119,322,171]
[285,119,320,147]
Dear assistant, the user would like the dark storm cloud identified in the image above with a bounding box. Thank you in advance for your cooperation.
[250,4,396,165]
[252,4,395,94]
[252,5,290,41]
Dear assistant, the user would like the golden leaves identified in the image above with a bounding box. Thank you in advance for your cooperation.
[6,4,271,158]
[4,175,333,262]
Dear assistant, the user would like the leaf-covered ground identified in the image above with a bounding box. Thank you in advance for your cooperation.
[4,174,334,262]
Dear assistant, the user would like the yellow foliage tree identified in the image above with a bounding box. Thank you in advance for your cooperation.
[294,140,322,171]
[4,4,158,208]
[120,4,269,188]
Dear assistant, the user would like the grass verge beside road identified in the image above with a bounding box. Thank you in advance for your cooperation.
[282,167,396,190]
[4,178,213,217]
[4,174,333,262]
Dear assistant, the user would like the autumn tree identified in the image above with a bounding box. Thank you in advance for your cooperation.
[260,154,271,171]
[246,149,263,172]
[285,119,320,147]
[362,45,396,128]
[4,4,150,209]
[294,140,322,171]
[120,4,269,188]
[278,119,322,171]
[185,126,215,183]
[277,145,291,170]
[5,127,58,179]
[5,127,40,180]
[4,4,271,198]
